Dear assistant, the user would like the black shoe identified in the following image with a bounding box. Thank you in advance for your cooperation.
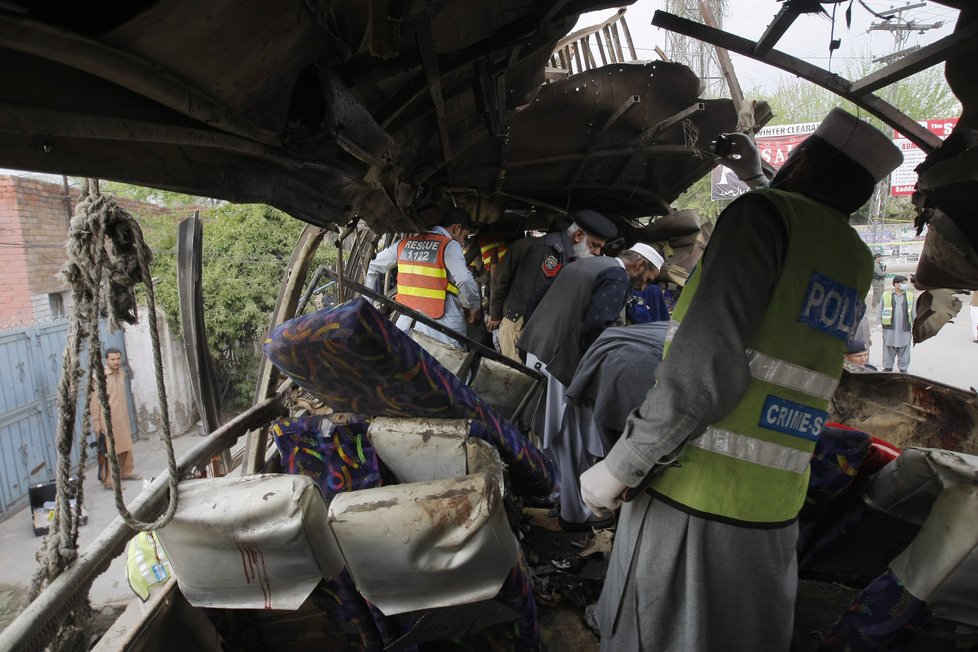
[883,368,893,372]
[558,513,615,532]
[524,494,555,509]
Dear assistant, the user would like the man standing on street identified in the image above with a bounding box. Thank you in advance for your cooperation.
[91,347,140,489]
[871,251,887,309]
[579,109,902,651]
[366,207,481,349]
[879,274,916,372]
[488,210,616,360]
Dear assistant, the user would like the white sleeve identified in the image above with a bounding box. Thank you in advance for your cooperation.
[366,241,400,293]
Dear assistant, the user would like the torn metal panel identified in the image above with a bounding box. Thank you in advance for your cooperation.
[830,371,978,454]
[450,61,737,217]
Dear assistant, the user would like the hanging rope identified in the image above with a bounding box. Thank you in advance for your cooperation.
[31,179,181,603]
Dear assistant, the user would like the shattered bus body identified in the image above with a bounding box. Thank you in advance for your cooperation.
[0,1,977,650]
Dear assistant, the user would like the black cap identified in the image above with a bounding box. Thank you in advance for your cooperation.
[572,209,617,239]
[846,339,867,355]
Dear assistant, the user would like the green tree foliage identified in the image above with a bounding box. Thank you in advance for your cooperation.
[137,204,330,409]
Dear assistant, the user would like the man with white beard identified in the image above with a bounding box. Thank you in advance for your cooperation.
[488,210,617,361]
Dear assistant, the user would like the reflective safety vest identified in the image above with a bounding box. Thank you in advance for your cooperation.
[653,189,873,525]
[126,531,171,601]
[395,233,459,319]
[880,290,914,329]
[480,239,508,267]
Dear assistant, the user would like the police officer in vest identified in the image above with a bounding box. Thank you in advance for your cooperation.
[579,109,903,651]
[879,274,916,373]
[488,210,617,361]
[367,207,481,348]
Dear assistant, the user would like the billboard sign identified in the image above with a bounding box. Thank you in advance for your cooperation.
[890,118,958,196]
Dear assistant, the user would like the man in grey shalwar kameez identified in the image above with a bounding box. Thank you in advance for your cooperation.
[556,322,667,525]
[580,110,904,651]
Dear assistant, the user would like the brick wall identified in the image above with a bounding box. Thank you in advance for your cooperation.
[0,178,33,327]
[0,176,187,326]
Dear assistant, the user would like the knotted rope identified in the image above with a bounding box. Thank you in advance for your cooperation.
[31,179,180,605]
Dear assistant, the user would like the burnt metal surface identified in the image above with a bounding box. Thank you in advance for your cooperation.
[831,371,978,454]
[0,0,742,235]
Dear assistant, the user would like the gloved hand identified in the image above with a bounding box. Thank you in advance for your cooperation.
[716,132,764,183]
[580,460,627,517]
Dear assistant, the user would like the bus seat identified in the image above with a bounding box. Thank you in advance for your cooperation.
[156,474,344,610]
[327,466,518,615]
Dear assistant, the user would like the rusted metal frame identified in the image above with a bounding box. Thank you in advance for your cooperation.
[242,225,326,475]
[575,182,673,213]
[0,104,356,177]
[414,11,455,184]
[558,47,569,70]
[610,21,625,63]
[569,94,642,187]
[698,0,743,112]
[650,10,941,152]
[0,14,276,146]
[581,37,596,70]
[319,267,545,381]
[553,8,627,53]
[573,43,584,74]
[615,103,705,188]
[636,102,705,148]
[176,213,230,474]
[603,26,618,63]
[296,265,329,315]
[753,5,801,57]
[619,13,638,60]
[0,396,287,652]
[485,143,711,170]
[595,30,608,65]
[848,21,978,96]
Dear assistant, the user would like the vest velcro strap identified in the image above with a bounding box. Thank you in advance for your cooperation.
[664,319,680,344]
[399,264,447,278]
[690,426,812,474]
[745,348,839,401]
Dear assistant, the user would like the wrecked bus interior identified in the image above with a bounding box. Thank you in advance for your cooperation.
[0,0,976,650]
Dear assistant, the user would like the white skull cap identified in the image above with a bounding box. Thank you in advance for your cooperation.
[626,242,664,270]
[812,108,903,183]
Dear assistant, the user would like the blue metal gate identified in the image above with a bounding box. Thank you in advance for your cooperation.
[0,320,131,519]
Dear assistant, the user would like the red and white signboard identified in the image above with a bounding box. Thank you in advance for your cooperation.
[712,122,818,200]
[889,118,957,196]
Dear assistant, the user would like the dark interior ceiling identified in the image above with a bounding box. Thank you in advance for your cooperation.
[0,0,738,233]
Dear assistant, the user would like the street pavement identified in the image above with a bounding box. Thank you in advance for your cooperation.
[866,293,978,391]
[0,426,202,633]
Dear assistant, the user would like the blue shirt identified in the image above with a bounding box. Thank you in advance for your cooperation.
[625,284,670,324]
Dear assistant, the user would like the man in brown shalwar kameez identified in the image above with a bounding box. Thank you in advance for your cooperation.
[91,348,140,489]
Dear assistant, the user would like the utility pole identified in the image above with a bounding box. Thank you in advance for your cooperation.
[865,1,943,246]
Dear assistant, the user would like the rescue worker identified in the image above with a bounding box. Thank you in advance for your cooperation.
[488,210,616,360]
[580,109,903,651]
[366,207,480,348]
[879,274,916,372]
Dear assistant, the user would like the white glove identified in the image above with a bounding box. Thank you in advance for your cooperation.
[716,132,764,183]
[580,460,627,517]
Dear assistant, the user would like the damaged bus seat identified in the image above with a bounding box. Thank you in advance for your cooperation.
[155,474,345,610]
[271,414,540,649]
[263,298,555,497]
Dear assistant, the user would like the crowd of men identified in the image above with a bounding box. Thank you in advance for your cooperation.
[367,108,904,651]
